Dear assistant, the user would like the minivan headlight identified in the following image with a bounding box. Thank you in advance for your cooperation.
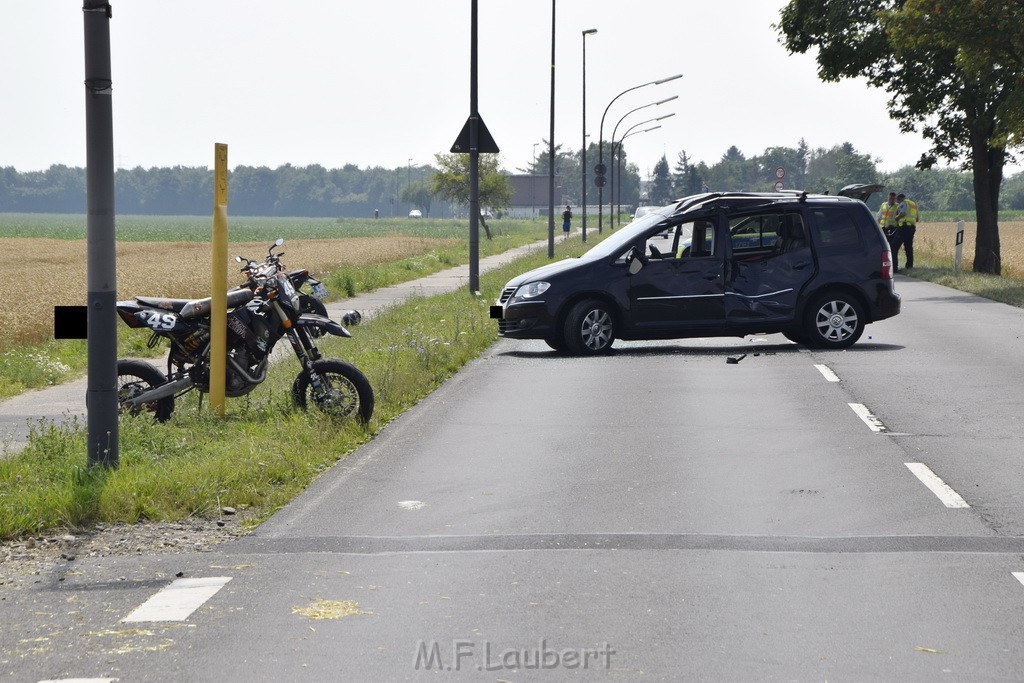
[511,281,550,303]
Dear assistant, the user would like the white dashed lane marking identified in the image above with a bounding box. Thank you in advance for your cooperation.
[122,576,232,622]
[848,403,887,432]
[814,364,841,382]
[904,463,970,508]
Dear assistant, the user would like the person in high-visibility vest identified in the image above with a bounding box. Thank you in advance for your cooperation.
[876,191,901,269]
[895,193,918,270]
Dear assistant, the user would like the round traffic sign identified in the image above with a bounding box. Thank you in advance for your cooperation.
[594,175,607,188]
[774,180,785,192]
[775,167,786,180]
[594,163,607,176]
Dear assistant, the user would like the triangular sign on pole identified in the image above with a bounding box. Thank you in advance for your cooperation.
[451,115,500,153]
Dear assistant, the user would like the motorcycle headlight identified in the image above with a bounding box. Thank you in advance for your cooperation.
[510,281,550,304]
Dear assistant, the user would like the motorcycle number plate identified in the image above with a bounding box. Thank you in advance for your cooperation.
[140,310,180,331]
[312,283,328,300]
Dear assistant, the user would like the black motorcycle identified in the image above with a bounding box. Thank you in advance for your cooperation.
[235,246,329,319]
[114,239,374,423]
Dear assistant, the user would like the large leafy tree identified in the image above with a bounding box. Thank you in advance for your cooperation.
[431,153,513,214]
[778,0,1024,274]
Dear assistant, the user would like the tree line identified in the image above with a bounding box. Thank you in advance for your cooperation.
[523,139,1024,214]
[3,144,1023,218]
[0,163,450,218]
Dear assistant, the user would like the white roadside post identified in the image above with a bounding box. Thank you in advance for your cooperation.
[954,219,965,274]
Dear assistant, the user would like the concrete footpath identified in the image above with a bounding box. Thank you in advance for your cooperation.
[0,234,575,455]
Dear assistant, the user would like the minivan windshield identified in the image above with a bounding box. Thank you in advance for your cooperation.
[580,207,674,261]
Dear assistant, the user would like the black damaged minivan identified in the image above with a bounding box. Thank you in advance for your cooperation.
[491,189,900,354]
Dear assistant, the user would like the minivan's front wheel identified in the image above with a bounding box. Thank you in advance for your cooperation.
[564,299,615,355]
[803,293,865,349]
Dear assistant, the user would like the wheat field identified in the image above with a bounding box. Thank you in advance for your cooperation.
[914,221,1024,277]
[2,235,455,349]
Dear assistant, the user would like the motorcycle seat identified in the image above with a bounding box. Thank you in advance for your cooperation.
[135,296,191,312]
[136,288,254,319]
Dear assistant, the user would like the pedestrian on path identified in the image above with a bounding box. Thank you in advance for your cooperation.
[562,205,573,235]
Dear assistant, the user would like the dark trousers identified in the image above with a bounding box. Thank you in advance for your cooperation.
[893,224,915,269]
[885,227,902,272]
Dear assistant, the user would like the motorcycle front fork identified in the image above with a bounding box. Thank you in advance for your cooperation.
[271,300,329,395]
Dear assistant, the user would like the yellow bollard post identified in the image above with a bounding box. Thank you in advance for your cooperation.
[209,143,229,416]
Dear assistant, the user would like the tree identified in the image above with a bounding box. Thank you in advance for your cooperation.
[431,153,513,238]
[650,155,674,204]
[778,0,1024,274]
[399,179,434,217]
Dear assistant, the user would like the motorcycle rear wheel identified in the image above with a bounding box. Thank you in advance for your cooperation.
[116,359,175,422]
[291,358,374,424]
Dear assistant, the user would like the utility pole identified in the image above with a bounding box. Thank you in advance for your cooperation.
[451,0,499,293]
[83,0,119,467]
[547,0,556,258]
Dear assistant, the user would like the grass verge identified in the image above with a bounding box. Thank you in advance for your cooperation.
[0,236,596,540]
[902,257,1024,308]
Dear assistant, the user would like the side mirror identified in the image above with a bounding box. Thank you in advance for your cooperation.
[626,247,644,275]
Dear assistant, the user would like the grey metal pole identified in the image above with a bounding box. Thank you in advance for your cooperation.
[83,0,119,468]
[547,0,556,258]
[468,0,480,293]
[581,29,597,243]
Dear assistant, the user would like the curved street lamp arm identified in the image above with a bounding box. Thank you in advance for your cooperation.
[598,74,681,164]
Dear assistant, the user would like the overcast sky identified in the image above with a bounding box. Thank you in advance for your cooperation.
[3,1,1006,180]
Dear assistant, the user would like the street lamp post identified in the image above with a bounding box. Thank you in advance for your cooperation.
[616,123,665,219]
[610,112,675,227]
[597,73,681,233]
[608,96,677,228]
[581,28,597,243]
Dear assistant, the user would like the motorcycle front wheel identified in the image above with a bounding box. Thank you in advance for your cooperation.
[291,358,374,424]
[116,359,175,422]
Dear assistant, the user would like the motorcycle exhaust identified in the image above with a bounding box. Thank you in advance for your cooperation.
[123,375,194,408]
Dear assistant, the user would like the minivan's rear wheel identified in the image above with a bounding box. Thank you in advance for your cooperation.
[782,330,810,345]
[564,299,615,355]
[803,293,865,349]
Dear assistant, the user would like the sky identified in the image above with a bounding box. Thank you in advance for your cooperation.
[1,1,999,180]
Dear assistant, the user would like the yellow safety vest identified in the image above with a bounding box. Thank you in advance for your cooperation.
[878,202,898,228]
[903,199,918,226]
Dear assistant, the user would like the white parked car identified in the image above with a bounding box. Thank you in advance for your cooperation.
[408,209,423,219]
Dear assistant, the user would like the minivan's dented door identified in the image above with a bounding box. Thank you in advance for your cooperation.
[725,211,814,324]
[628,217,726,329]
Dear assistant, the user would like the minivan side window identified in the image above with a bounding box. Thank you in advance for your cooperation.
[729,212,807,255]
[643,219,717,259]
[811,207,861,250]
[672,219,716,258]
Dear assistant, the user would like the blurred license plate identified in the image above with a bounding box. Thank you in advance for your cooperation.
[312,283,328,300]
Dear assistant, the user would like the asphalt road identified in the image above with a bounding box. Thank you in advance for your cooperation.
[4,274,1024,681]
